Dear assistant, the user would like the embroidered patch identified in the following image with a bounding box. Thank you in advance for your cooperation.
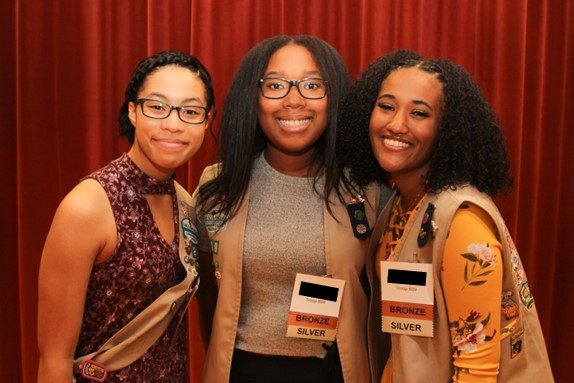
[179,200,199,268]
[182,217,199,258]
[501,291,519,319]
[519,282,534,309]
[510,249,526,285]
[510,250,534,309]
[511,328,524,358]
[80,360,107,382]
[204,209,228,234]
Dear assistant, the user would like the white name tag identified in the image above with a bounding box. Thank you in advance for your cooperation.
[380,261,434,337]
[287,273,345,341]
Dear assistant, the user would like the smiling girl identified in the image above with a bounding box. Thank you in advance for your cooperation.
[195,35,379,383]
[337,50,553,383]
[38,51,214,382]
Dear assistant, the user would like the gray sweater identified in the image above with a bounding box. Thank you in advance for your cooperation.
[235,154,328,357]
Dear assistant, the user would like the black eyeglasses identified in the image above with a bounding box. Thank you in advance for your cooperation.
[135,98,208,124]
[258,77,328,99]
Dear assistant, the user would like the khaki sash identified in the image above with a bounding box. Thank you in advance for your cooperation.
[73,182,199,379]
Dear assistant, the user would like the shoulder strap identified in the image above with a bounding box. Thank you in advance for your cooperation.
[73,182,199,374]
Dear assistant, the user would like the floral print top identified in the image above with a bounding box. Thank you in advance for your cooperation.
[379,201,502,382]
[74,154,188,382]
[442,203,502,382]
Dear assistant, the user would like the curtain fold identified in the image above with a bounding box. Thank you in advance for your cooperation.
[0,0,19,380]
[2,1,571,382]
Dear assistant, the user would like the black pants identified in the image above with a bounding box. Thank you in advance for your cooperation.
[230,344,343,383]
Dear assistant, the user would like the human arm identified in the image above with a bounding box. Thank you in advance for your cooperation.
[441,203,503,382]
[37,179,116,382]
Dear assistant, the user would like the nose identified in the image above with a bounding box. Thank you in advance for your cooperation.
[160,108,184,131]
[387,111,408,134]
[282,84,305,108]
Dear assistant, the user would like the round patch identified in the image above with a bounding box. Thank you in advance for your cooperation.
[356,224,367,234]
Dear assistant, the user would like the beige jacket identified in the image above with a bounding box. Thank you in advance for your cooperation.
[366,185,554,382]
[196,164,379,383]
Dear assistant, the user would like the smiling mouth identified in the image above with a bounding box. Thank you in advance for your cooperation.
[154,139,187,150]
[383,138,410,149]
[277,118,312,129]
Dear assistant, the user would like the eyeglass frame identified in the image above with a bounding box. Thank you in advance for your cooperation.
[135,98,209,124]
[258,77,329,100]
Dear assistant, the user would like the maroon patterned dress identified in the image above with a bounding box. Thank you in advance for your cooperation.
[74,154,188,382]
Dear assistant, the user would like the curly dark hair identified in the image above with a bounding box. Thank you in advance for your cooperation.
[337,50,511,197]
[197,35,350,218]
[118,51,215,143]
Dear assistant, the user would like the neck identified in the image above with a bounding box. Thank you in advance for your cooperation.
[127,147,174,181]
[263,147,321,177]
[391,173,427,211]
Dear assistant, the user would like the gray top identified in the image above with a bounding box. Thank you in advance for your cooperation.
[235,153,327,357]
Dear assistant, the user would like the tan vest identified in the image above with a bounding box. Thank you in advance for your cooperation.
[367,185,554,382]
[196,164,379,383]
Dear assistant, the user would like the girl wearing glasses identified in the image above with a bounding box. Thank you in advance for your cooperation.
[38,51,214,382]
[194,35,380,383]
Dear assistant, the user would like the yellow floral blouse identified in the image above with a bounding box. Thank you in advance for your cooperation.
[378,200,502,382]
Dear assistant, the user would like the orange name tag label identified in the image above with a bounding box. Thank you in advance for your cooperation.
[288,312,338,329]
[382,301,434,320]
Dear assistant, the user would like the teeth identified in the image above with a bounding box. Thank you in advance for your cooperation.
[384,138,410,149]
[278,118,311,127]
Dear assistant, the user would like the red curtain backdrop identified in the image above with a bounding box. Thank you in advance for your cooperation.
[1,0,572,382]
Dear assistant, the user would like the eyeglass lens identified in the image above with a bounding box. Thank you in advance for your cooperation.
[259,78,326,99]
[140,99,206,124]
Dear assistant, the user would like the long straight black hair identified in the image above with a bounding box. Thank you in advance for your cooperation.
[197,35,350,219]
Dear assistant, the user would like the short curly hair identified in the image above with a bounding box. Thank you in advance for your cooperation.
[118,51,215,143]
[337,50,511,197]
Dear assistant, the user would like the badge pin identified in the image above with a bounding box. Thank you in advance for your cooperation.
[417,203,436,247]
[179,201,190,216]
[347,197,371,240]
[213,259,222,280]
[184,255,196,267]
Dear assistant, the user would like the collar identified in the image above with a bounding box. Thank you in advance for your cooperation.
[119,153,175,195]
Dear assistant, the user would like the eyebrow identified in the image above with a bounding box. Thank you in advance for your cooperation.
[377,94,434,111]
[145,92,204,104]
[263,69,322,78]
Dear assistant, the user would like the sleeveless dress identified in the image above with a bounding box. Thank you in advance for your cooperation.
[74,154,188,382]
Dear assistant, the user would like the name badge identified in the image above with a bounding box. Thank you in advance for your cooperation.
[287,273,345,341]
[380,261,434,337]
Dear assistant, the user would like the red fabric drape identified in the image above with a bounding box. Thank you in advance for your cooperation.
[1,1,572,382]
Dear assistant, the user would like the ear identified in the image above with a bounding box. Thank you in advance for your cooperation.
[128,102,137,127]
[203,108,215,131]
